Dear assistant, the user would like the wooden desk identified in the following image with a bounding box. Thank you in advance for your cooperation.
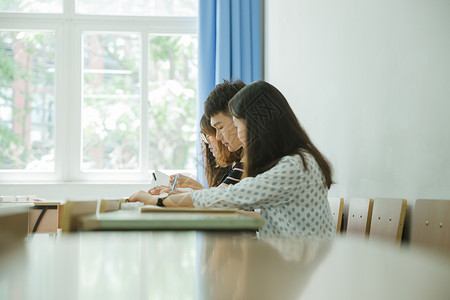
[79,209,264,231]
[0,233,449,300]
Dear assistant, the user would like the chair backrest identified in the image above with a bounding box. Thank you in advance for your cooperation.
[328,197,344,234]
[99,199,121,213]
[0,205,30,247]
[410,199,450,255]
[119,198,128,209]
[346,198,374,237]
[369,198,407,245]
[61,200,98,232]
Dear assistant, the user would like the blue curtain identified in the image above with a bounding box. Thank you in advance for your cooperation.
[196,0,262,187]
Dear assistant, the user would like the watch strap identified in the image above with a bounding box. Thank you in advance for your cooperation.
[157,197,165,207]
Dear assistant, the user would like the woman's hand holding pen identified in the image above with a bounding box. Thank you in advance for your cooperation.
[169,174,205,190]
[150,186,185,195]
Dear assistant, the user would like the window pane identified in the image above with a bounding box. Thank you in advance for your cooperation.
[148,35,198,170]
[82,32,141,170]
[0,0,62,13]
[0,31,55,171]
[75,0,197,16]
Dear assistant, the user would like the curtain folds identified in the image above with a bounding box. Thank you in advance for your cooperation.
[196,0,262,186]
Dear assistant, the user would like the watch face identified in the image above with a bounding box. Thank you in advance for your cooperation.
[158,193,169,198]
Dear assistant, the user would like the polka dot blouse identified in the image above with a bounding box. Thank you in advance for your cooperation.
[192,153,335,239]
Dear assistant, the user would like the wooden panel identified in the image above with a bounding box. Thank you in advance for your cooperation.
[369,198,407,245]
[410,199,450,255]
[119,198,128,209]
[58,204,64,228]
[28,205,59,234]
[328,197,344,234]
[61,200,98,232]
[346,198,373,236]
[0,205,30,252]
[99,199,121,213]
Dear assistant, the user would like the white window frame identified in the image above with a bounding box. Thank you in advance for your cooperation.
[0,2,197,183]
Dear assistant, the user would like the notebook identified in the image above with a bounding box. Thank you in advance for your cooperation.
[140,205,238,213]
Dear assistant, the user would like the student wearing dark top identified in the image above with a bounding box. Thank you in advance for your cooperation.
[170,114,242,189]
[204,80,246,186]
[220,161,244,185]
[165,80,246,190]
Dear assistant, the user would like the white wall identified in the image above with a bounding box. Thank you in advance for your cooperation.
[264,0,450,204]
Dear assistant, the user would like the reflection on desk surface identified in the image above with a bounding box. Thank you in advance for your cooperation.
[1,232,450,300]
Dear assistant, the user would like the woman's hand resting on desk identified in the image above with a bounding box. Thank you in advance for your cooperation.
[129,190,158,205]
[169,174,205,190]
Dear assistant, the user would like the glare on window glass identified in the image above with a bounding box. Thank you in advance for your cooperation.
[0,0,63,13]
[82,32,141,171]
[75,0,198,16]
[0,31,56,171]
[148,35,198,171]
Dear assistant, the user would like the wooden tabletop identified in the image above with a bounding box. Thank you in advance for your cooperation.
[79,208,264,231]
[1,232,449,300]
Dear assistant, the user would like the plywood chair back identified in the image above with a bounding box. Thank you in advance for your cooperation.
[118,197,129,209]
[410,199,450,256]
[369,198,407,245]
[328,197,344,234]
[346,198,374,237]
[61,200,98,232]
[0,205,30,249]
[99,199,121,213]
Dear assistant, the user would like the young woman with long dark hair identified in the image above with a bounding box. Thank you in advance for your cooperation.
[130,81,335,238]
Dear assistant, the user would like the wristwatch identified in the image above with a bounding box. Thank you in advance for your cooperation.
[156,192,169,207]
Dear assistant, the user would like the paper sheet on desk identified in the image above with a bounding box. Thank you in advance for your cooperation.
[140,205,238,213]
[154,169,171,187]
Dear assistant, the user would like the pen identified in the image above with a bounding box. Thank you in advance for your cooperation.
[152,172,159,188]
[171,173,179,191]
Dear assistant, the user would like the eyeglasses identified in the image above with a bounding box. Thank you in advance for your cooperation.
[200,133,210,144]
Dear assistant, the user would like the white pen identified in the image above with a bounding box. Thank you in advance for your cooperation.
[152,172,159,188]
[171,173,179,191]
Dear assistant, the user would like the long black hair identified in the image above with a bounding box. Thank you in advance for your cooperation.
[228,80,333,188]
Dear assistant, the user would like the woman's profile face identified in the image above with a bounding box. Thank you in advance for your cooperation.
[232,117,246,147]
[207,134,220,157]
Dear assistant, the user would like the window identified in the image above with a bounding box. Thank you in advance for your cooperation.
[0,30,56,172]
[0,0,198,182]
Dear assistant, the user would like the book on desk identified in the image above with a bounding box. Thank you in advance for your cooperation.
[140,205,239,214]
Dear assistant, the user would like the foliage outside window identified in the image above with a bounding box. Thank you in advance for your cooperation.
[0,0,198,181]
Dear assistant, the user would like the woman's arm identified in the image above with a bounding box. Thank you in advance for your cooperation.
[129,190,194,207]
[163,192,194,207]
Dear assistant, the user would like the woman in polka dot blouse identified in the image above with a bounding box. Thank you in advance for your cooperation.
[130,80,335,239]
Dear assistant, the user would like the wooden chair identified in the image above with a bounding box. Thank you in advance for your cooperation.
[99,199,121,213]
[0,205,30,250]
[410,199,450,256]
[328,197,344,234]
[369,198,407,245]
[61,200,98,232]
[28,202,61,234]
[119,198,128,209]
[346,198,374,237]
